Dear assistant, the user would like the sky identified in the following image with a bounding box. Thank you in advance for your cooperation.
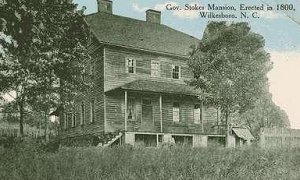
[74,0,300,128]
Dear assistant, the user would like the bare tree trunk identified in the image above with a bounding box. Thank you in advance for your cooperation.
[18,100,24,137]
[225,109,230,148]
[44,111,49,142]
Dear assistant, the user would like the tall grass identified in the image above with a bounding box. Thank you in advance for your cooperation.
[0,145,299,180]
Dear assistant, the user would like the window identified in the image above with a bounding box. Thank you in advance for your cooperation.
[126,58,136,74]
[90,100,95,123]
[72,113,76,128]
[80,102,85,125]
[173,102,180,122]
[127,98,135,120]
[194,104,201,124]
[64,114,67,130]
[172,65,180,79]
[151,61,160,77]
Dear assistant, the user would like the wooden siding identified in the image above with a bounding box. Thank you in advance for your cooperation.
[61,43,219,137]
[105,91,219,134]
[60,41,105,138]
[104,46,194,92]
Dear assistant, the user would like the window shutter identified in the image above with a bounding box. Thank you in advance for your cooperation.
[172,65,175,78]
[179,66,181,79]
[125,58,129,73]
[133,59,136,73]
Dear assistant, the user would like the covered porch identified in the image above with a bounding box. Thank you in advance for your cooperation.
[105,79,225,136]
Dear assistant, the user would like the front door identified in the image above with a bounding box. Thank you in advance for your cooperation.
[141,98,154,131]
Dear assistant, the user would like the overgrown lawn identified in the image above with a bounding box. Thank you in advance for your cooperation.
[0,145,299,180]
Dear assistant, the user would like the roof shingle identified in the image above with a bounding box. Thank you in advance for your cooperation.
[115,79,201,96]
[85,12,200,56]
[232,128,255,141]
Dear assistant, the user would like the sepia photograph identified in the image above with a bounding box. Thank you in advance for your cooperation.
[0,0,300,179]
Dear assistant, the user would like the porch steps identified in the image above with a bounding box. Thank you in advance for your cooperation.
[98,132,123,148]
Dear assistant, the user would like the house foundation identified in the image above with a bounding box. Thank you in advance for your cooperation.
[124,132,224,147]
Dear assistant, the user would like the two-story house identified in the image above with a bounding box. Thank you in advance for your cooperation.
[59,0,226,147]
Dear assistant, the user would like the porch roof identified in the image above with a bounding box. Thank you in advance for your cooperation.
[232,128,255,141]
[117,79,201,96]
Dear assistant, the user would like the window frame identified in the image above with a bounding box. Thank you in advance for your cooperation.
[125,57,136,74]
[172,65,181,79]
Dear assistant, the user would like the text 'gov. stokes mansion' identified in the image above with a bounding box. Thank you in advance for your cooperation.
[59,0,254,147]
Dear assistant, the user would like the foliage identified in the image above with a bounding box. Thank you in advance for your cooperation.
[61,134,101,147]
[0,136,59,153]
[188,22,272,117]
[0,0,91,135]
[0,146,300,180]
[231,92,290,138]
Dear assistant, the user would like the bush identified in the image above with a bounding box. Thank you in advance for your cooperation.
[0,136,22,149]
[41,138,60,153]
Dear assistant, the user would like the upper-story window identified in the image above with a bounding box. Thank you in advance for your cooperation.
[126,58,136,74]
[151,61,160,77]
[172,65,180,79]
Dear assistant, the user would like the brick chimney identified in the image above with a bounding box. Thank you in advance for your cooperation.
[97,0,113,14]
[146,9,161,24]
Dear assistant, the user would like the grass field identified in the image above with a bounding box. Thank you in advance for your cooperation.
[0,144,300,180]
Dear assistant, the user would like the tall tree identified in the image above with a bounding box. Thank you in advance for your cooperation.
[0,0,90,136]
[188,22,272,145]
[231,92,290,138]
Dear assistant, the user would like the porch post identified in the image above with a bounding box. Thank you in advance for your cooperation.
[125,91,128,131]
[159,95,163,133]
[201,101,204,133]
[217,108,220,133]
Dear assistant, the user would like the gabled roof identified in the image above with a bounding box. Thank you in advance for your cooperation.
[109,79,201,96]
[85,12,200,56]
[232,128,255,141]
